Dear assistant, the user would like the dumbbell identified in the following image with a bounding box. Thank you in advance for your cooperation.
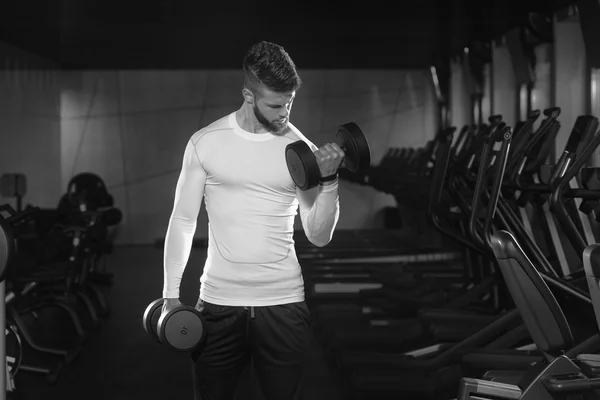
[142,298,206,352]
[285,122,371,190]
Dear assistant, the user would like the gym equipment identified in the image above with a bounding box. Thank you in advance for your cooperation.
[285,122,371,190]
[0,205,18,398]
[0,205,39,282]
[0,190,121,395]
[310,122,510,312]
[451,121,600,394]
[0,174,27,212]
[458,231,600,399]
[318,124,514,374]
[0,219,13,283]
[549,116,600,257]
[143,298,206,352]
[65,172,114,210]
[5,323,21,390]
[312,111,600,399]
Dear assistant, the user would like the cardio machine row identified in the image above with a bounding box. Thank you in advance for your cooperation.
[0,172,122,395]
[296,107,600,399]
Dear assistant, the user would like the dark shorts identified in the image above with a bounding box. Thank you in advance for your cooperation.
[191,301,311,400]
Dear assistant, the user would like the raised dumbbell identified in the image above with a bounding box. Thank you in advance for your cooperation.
[142,298,206,352]
[285,122,371,190]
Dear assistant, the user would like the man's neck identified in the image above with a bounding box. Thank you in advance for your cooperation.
[236,104,269,134]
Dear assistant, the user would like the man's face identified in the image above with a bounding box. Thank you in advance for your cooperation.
[252,87,295,134]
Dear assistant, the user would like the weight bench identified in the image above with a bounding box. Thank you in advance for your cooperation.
[458,231,600,399]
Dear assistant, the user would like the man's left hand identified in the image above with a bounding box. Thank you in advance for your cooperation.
[314,143,345,178]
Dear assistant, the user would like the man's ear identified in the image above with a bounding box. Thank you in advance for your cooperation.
[242,88,254,104]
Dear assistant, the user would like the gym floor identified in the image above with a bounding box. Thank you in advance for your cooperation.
[14,246,345,400]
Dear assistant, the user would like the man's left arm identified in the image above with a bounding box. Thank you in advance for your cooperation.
[296,178,340,247]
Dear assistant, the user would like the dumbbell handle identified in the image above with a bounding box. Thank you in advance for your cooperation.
[313,147,348,173]
[335,142,350,170]
[314,139,349,167]
[318,124,369,174]
[313,139,347,153]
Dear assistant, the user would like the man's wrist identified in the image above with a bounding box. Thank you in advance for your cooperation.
[320,174,338,186]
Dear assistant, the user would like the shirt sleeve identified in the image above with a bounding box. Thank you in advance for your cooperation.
[162,139,207,298]
[296,179,340,247]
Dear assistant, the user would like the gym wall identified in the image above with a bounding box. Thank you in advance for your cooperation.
[531,44,553,132]
[450,57,472,129]
[481,64,493,124]
[492,41,518,129]
[553,12,587,159]
[593,67,600,165]
[60,69,438,245]
[0,42,62,209]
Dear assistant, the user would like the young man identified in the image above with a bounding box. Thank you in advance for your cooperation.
[160,41,344,400]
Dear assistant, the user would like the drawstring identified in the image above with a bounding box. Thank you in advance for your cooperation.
[243,306,255,337]
[243,306,255,319]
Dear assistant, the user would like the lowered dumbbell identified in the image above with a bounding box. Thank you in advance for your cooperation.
[285,122,371,190]
[142,298,206,352]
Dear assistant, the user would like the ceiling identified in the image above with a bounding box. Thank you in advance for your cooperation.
[0,0,579,70]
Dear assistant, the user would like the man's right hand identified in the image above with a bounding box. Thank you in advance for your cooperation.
[161,298,182,318]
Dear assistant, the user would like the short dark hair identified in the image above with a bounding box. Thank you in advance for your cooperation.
[243,41,302,97]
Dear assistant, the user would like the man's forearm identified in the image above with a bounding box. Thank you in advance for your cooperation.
[162,217,198,298]
[300,179,340,247]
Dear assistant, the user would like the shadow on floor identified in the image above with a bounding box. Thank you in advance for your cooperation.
[12,246,344,400]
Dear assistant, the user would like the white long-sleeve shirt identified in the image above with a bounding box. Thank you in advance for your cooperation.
[162,112,340,306]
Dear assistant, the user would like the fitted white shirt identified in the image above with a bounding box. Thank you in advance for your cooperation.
[162,112,340,306]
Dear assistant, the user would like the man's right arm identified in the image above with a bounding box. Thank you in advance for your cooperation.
[162,138,207,299]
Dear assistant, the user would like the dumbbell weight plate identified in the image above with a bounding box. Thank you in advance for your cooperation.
[285,141,321,190]
[157,305,206,352]
[335,122,371,174]
[143,298,164,343]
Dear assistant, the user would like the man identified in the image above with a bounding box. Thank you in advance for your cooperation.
[160,41,343,400]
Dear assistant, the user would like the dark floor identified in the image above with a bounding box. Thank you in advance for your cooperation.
[13,246,345,400]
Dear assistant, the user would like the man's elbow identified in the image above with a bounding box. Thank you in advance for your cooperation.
[307,234,332,248]
[300,215,338,248]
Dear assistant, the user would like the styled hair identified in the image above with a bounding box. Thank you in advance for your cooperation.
[243,41,302,98]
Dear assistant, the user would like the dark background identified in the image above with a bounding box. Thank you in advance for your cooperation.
[0,0,578,70]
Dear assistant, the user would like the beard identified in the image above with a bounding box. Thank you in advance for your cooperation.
[253,103,288,134]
